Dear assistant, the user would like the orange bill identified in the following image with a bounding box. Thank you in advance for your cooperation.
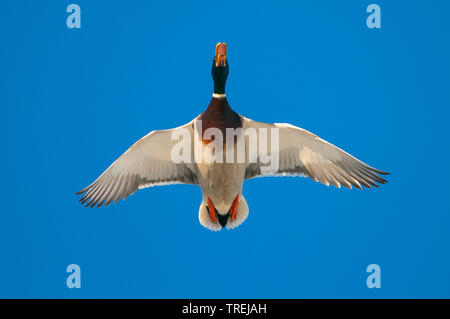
[215,42,227,67]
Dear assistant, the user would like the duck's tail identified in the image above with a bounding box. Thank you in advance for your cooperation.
[198,195,249,231]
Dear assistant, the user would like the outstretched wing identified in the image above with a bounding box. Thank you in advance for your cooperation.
[76,121,197,207]
[243,117,388,189]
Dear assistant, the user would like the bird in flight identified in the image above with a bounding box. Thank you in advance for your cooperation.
[76,43,388,231]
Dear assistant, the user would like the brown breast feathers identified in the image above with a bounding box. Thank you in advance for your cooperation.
[198,98,242,144]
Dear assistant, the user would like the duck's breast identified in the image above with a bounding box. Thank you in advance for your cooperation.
[193,99,246,214]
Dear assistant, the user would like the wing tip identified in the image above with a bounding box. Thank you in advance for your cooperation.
[368,166,390,176]
[75,188,87,195]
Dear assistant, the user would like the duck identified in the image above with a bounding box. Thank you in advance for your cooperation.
[76,42,389,231]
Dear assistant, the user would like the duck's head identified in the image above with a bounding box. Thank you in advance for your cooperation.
[211,42,229,95]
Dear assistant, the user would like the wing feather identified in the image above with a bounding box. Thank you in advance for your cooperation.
[76,121,198,207]
[242,117,388,189]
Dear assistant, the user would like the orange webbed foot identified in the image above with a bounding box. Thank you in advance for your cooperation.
[229,194,240,221]
[207,197,218,224]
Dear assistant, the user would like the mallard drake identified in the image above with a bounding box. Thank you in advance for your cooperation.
[76,43,388,231]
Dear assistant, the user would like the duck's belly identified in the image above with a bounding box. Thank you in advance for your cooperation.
[196,162,246,215]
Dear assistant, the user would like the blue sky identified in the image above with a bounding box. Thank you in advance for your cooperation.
[1,0,449,298]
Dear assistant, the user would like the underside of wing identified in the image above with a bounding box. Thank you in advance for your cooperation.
[76,121,198,207]
[242,117,389,189]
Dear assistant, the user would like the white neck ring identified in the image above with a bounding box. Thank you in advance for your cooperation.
[212,93,226,99]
